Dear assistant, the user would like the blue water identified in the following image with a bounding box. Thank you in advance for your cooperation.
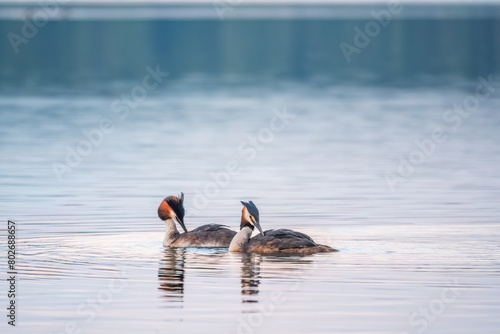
[1,79,499,333]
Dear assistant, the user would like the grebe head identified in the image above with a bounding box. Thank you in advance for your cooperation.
[158,193,188,233]
[240,201,264,235]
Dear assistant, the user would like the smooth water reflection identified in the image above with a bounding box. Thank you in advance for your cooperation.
[241,254,260,303]
[157,249,319,307]
[158,248,186,303]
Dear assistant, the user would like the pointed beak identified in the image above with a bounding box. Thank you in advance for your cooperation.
[250,216,264,236]
[174,215,188,233]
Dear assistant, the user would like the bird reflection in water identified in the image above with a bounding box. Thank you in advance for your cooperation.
[158,248,185,304]
[240,255,317,308]
[240,253,261,303]
[158,247,320,308]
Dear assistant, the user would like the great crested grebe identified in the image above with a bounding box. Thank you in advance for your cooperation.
[229,201,337,255]
[158,193,237,247]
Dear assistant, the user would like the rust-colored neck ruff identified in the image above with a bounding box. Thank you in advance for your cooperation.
[240,206,252,229]
[158,195,184,221]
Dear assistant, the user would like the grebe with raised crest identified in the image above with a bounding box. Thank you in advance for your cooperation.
[229,201,337,255]
[159,193,237,247]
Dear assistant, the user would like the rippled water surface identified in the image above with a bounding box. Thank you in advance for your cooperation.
[1,80,500,333]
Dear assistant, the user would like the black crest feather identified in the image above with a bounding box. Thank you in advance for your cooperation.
[241,200,259,221]
[159,193,185,221]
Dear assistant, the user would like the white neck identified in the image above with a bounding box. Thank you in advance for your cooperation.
[163,218,180,246]
[229,226,253,252]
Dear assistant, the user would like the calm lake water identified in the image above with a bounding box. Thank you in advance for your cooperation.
[1,79,500,334]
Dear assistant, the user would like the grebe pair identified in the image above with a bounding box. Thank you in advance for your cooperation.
[158,193,336,255]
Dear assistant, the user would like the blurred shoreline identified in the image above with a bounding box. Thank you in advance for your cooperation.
[0,2,499,87]
[1,3,500,20]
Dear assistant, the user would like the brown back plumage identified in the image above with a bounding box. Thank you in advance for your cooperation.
[247,229,338,255]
